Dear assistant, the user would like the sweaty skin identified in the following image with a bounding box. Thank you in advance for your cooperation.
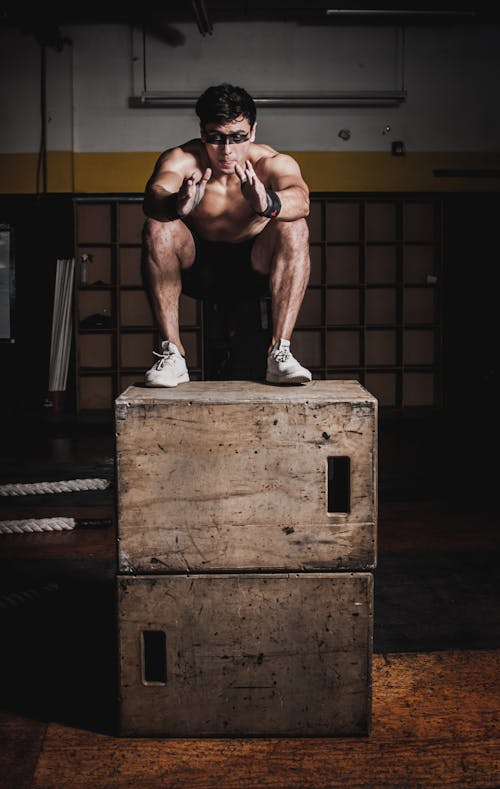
[142,116,311,356]
[143,117,310,238]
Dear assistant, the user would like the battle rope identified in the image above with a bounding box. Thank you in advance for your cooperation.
[0,517,112,534]
[0,583,59,609]
[0,478,111,496]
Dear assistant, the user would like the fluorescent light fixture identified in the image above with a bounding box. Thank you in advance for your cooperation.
[129,91,406,109]
[326,8,476,16]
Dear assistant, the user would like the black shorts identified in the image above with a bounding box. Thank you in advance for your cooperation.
[181,229,270,303]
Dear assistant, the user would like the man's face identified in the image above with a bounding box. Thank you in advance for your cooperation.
[201,116,256,174]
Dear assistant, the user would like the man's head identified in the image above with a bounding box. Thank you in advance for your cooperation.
[195,83,257,128]
[196,84,257,175]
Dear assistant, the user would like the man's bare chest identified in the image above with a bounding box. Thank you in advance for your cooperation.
[199,184,250,217]
[186,184,266,242]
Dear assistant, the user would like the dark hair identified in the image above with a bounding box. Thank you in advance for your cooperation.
[195,84,256,128]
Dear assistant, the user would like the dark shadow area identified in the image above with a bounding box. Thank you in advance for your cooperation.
[203,297,273,382]
[0,195,75,421]
[0,559,117,735]
[374,550,500,654]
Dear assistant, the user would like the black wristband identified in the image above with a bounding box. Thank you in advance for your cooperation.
[257,189,282,218]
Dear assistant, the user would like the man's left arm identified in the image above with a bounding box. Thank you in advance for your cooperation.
[236,155,309,221]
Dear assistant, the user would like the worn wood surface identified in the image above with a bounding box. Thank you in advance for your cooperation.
[0,712,47,789]
[118,572,373,737]
[116,381,377,573]
[25,649,500,788]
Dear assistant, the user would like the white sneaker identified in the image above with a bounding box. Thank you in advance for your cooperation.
[266,339,312,385]
[144,341,190,388]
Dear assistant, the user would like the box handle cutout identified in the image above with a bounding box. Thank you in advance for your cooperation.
[141,630,167,685]
[327,456,351,513]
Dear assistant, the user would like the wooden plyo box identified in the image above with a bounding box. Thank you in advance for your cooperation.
[117,572,373,737]
[115,381,377,573]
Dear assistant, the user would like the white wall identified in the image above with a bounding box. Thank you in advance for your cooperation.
[1,20,500,154]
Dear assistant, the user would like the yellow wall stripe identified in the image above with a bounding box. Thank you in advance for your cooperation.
[1,151,500,194]
[293,151,500,193]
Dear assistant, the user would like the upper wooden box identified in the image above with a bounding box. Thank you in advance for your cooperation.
[115,381,377,573]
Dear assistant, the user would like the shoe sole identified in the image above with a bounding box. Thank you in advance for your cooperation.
[266,373,312,385]
[145,373,190,388]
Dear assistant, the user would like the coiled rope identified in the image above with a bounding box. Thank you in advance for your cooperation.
[0,478,111,496]
[0,517,112,534]
[0,583,59,609]
[0,517,77,534]
[0,477,112,534]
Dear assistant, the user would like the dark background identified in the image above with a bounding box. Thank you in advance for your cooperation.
[1,191,497,504]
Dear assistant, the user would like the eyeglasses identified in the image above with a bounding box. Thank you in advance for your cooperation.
[203,131,250,145]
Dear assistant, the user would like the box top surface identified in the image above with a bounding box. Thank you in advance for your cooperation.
[115,380,377,408]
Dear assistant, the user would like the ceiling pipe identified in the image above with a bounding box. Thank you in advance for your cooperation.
[129,90,406,109]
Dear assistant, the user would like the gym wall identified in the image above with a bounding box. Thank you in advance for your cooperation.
[1,20,500,194]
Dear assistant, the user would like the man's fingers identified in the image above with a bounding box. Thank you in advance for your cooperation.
[182,172,197,191]
[234,162,246,183]
[236,162,255,188]
[243,161,253,184]
[180,175,195,196]
[180,169,211,213]
[245,160,259,185]
[189,168,211,188]
[198,168,211,194]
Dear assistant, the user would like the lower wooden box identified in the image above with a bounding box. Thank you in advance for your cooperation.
[117,572,373,737]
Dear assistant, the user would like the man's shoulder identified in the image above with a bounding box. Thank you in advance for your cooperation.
[252,145,302,175]
[251,143,280,163]
[156,139,203,167]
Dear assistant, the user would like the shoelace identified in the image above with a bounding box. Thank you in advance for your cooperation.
[152,348,177,370]
[274,346,291,363]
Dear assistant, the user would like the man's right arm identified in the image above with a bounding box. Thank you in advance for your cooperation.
[143,146,211,222]
[143,148,186,222]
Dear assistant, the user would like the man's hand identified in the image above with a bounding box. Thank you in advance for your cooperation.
[235,160,269,215]
[177,168,212,216]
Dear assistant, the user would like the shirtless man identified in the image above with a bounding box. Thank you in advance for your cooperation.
[142,83,312,387]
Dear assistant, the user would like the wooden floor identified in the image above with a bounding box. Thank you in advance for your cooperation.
[1,421,499,788]
[2,650,499,789]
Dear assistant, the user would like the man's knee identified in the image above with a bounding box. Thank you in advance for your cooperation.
[252,218,310,275]
[273,217,309,248]
[143,218,195,267]
[143,217,180,248]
